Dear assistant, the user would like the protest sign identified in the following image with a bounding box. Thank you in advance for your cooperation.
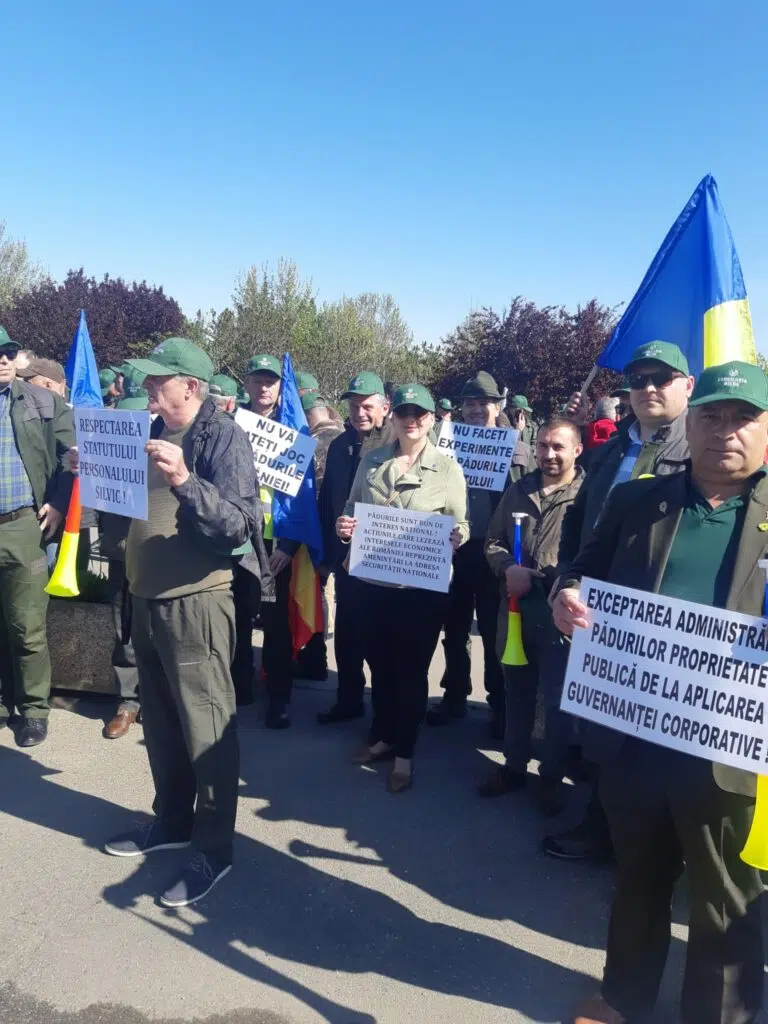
[561,577,768,773]
[235,407,317,497]
[76,408,150,519]
[437,421,517,490]
[348,503,454,593]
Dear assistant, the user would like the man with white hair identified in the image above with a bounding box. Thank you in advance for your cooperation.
[317,371,391,724]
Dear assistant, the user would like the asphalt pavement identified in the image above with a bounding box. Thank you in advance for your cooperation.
[0,632,701,1023]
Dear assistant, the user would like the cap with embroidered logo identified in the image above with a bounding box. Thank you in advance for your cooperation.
[126,338,213,383]
[392,383,435,413]
[624,341,689,376]
[341,371,385,399]
[246,354,281,378]
[689,360,768,411]
[0,326,20,350]
[115,375,149,410]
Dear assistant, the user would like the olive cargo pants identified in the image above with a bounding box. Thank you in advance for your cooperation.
[132,589,239,860]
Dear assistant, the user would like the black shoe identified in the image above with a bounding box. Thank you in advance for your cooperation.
[265,702,291,730]
[535,776,567,818]
[425,698,467,726]
[477,765,527,798]
[16,718,48,747]
[489,708,505,741]
[104,821,192,858]
[317,703,365,725]
[160,851,232,908]
[541,819,615,862]
[293,663,329,681]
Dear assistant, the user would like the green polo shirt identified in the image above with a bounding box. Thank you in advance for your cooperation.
[659,470,766,609]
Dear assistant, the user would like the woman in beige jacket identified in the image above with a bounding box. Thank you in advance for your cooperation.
[337,384,468,792]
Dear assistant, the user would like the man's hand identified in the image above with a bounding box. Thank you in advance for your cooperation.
[336,515,356,540]
[504,564,543,598]
[145,440,190,488]
[552,586,589,636]
[563,391,589,426]
[64,447,79,475]
[449,527,463,551]
[38,504,63,540]
[269,549,293,575]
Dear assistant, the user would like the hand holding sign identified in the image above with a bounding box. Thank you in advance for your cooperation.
[146,439,190,488]
[552,586,589,635]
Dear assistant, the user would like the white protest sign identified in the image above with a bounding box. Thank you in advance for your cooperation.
[437,421,518,490]
[561,577,768,773]
[76,408,150,520]
[348,503,454,593]
[235,407,317,497]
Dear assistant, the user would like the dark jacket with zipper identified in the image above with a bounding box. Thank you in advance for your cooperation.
[150,398,274,602]
[558,409,689,568]
[557,469,768,797]
[8,378,74,513]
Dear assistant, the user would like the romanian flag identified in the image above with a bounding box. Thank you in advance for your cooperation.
[271,353,324,657]
[598,175,756,380]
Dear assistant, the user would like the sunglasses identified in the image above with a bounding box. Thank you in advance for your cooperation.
[628,370,682,390]
[0,348,18,361]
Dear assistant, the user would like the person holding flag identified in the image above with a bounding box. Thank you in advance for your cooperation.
[0,324,75,747]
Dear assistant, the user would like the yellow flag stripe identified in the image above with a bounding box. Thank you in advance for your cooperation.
[703,298,756,368]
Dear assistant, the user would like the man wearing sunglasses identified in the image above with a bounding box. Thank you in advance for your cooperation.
[0,325,75,747]
[547,341,693,863]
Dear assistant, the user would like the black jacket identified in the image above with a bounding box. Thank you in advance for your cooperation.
[150,398,274,601]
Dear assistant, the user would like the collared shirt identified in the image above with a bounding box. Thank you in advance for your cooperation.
[658,470,766,608]
[0,386,35,514]
[609,420,643,492]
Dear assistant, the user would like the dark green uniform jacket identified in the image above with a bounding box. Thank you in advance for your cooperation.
[9,379,74,513]
[559,469,768,797]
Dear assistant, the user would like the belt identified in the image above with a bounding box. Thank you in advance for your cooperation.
[0,507,35,526]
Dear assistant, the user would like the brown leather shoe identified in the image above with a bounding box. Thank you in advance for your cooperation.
[572,994,627,1024]
[104,709,138,739]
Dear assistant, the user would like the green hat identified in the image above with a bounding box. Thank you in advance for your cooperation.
[458,371,504,401]
[115,375,149,411]
[437,398,453,411]
[392,383,435,414]
[624,341,690,376]
[99,368,117,396]
[301,392,327,412]
[0,326,20,350]
[611,380,631,398]
[246,353,281,377]
[341,371,385,399]
[509,394,532,413]
[126,337,213,383]
[209,373,239,397]
[689,360,768,412]
[296,371,319,392]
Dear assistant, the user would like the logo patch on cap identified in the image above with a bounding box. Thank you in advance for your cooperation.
[717,367,748,388]
[352,377,362,388]
[404,388,417,400]
[259,357,270,366]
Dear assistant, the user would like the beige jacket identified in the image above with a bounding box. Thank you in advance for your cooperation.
[344,438,469,544]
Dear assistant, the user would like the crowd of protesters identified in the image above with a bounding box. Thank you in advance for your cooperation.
[0,321,765,1023]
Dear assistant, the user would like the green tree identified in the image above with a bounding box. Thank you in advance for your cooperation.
[0,221,44,308]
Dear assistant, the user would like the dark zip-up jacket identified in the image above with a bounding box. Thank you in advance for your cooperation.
[9,378,74,513]
[151,398,273,601]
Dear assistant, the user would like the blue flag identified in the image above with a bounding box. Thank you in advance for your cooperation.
[65,310,103,409]
[271,353,323,565]
[598,175,756,381]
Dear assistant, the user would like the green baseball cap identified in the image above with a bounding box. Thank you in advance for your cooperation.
[624,341,690,376]
[296,371,319,392]
[115,375,149,410]
[246,353,281,377]
[689,360,768,412]
[437,398,453,411]
[508,394,532,413]
[301,392,327,412]
[99,368,117,395]
[392,383,435,414]
[0,326,20,350]
[458,371,504,401]
[209,373,239,397]
[126,338,213,383]
[611,380,631,398]
[341,371,385,399]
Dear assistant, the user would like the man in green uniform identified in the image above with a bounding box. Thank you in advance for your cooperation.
[556,361,768,1024]
[0,325,74,747]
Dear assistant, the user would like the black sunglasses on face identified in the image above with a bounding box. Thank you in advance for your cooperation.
[0,348,17,361]
[628,370,681,390]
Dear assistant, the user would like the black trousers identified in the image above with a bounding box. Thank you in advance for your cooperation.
[360,582,447,758]
[332,567,367,709]
[231,564,258,704]
[261,550,293,705]
[107,559,139,712]
[599,739,764,1023]
[440,538,503,709]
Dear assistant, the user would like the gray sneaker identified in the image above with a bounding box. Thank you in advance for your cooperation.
[104,821,191,858]
[160,852,232,907]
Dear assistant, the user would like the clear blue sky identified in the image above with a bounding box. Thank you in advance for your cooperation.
[3,1,768,352]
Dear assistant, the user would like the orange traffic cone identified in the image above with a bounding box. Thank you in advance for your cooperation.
[45,477,81,597]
